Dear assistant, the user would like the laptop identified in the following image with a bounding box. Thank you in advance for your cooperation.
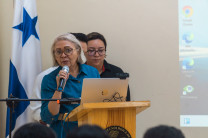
[80,78,129,104]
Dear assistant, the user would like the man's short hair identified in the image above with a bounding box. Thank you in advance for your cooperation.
[13,123,56,138]
[143,125,185,138]
[87,32,107,49]
[66,124,110,138]
[70,33,87,43]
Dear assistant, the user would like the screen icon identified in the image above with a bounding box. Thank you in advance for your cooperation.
[182,58,194,70]
[183,6,193,18]
[183,85,194,95]
[184,118,190,124]
[182,33,194,44]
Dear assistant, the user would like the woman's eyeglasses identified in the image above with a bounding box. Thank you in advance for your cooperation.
[87,49,105,56]
[54,47,76,57]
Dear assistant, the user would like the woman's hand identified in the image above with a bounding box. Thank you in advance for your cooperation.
[56,70,70,90]
[48,70,70,116]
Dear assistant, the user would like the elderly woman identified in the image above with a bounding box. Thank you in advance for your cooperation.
[41,33,100,138]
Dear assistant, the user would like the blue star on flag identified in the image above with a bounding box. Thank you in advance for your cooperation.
[13,8,39,47]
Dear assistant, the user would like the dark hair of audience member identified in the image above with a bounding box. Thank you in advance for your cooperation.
[87,32,107,49]
[66,124,110,138]
[70,33,87,43]
[143,125,185,138]
[13,122,56,138]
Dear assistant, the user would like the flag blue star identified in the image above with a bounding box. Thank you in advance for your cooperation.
[13,8,39,47]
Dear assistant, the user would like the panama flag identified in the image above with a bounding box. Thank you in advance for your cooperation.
[6,0,42,137]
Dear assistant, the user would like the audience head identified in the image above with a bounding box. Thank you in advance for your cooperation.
[13,122,56,138]
[143,125,185,138]
[86,32,107,67]
[51,33,86,66]
[70,33,88,53]
[66,124,110,138]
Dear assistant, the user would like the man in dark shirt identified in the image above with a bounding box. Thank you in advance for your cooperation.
[85,32,130,101]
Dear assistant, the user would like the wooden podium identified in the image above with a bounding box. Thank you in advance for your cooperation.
[62,101,150,138]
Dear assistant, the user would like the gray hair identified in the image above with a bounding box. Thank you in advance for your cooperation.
[51,33,86,66]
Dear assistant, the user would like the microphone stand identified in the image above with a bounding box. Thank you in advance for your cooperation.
[0,94,80,138]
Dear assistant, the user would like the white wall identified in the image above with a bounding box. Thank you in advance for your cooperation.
[0,0,207,138]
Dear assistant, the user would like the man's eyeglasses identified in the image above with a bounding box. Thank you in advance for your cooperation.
[87,49,105,56]
[54,47,76,57]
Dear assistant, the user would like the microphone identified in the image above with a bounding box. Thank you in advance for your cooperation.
[57,98,81,104]
[58,66,69,92]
